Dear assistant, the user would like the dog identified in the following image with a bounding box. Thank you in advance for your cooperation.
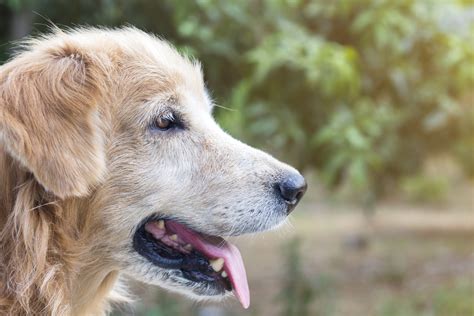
[0,27,307,315]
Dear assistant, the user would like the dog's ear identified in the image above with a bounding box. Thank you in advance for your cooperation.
[0,39,109,199]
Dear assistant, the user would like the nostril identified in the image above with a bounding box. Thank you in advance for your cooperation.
[277,173,307,212]
[278,183,298,202]
[294,187,306,202]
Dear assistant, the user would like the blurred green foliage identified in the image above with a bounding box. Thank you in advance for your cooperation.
[454,104,474,177]
[277,238,316,316]
[277,238,336,316]
[401,175,449,204]
[377,280,474,316]
[0,0,473,199]
[138,291,182,316]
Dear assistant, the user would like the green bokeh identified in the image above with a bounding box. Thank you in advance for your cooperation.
[1,0,472,201]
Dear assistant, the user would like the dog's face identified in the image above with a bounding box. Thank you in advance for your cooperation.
[0,28,306,308]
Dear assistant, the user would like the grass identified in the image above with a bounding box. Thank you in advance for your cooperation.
[401,175,449,204]
[377,280,474,316]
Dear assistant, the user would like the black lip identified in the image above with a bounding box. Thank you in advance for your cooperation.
[133,219,231,293]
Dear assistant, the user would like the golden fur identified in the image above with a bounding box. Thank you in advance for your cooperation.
[0,27,303,315]
[0,28,124,315]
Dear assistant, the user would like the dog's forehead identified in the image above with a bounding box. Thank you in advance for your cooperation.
[116,33,211,112]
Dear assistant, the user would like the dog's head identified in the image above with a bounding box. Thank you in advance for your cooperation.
[0,28,306,308]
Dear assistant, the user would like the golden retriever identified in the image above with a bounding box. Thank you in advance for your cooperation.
[0,27,307,315]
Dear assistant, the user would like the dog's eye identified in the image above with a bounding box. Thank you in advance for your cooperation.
[154,117,173,130]
[150,112,184,132]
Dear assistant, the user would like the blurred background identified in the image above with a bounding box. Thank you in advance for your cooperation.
[1,0,473,315]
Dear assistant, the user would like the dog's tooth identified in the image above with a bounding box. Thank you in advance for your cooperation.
[210,258,224,272]
[156,220,165,230]
[184,244,193,251]
[169,234,178,241]
[221,271,227,278]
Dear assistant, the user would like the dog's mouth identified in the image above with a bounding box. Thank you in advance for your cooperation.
[133,218,250,308]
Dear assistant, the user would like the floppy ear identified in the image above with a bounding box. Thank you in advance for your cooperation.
[0,40,109,199]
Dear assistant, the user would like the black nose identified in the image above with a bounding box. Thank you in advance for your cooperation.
[277,173,307,213]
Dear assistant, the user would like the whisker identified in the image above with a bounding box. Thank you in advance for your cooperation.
[214,104,236,112]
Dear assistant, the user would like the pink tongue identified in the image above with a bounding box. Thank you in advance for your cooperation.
[166,221,250,309]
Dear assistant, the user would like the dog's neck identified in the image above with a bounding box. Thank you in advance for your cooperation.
[0,149,124,315]
[72,269,123,315]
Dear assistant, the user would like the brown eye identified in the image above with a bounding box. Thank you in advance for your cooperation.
[150,113,184,132]
[155,117,171,130]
